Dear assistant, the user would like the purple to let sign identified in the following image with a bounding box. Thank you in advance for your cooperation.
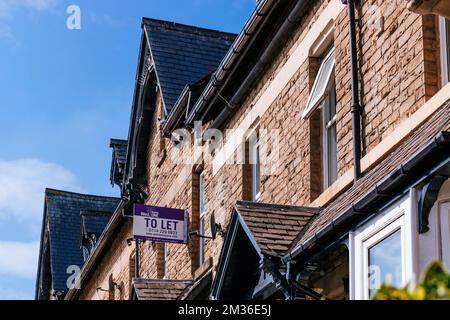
[133,204,188,244]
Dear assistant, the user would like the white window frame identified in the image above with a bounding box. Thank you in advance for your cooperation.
[440,202,450,270]
[420,199,450,271]
[302,47,336,119]
[439,17,450,85]
[199,172,206,266]
[322,80,337,188]
[251,139,261,202]
[163,243,170,279]
[349,195,416,300]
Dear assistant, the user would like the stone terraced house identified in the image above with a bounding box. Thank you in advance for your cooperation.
[36,0,450,300]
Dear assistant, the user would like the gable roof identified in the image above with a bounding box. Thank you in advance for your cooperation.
[143,18,236,114]
[235,201,321,256]
[131,279,193,300]
[37,189,120,297]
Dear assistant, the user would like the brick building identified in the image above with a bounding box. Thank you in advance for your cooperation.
[37,0,450,300]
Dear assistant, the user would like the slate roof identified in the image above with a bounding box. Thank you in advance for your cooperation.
[43,189,120,292]
[133,279,193,300]
[143,18,236,114]
[80,210,114,240]
[109,139,127,186]
[235,201,321,256]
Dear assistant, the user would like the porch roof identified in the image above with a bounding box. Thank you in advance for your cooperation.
[211,200,321,299]
[131,279,193,300]
[235,201,321,256]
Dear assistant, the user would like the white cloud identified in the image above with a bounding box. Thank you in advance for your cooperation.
[0,0,56,18]
[0,159,82,222]
[0,241,39,279]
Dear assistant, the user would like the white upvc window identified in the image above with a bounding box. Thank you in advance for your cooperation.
[302,48,336,119]
[439,17,450,85]
[199,172,206,265]
[251,139,261,202]
[350,195,416,300]
[323,79,337,187]
[302,47,337,188]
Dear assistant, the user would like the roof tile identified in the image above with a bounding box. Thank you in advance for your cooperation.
[235,201,321,256]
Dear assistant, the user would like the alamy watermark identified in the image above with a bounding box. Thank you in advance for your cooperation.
[66,5,81,30]
[66,265,81,290]
[169,121,281,176]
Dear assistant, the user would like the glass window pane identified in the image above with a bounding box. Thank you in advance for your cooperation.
[252,143,261,200]
[328,80,336,119]
[199,172,205,266]
[440,17,450,84]
[368,229,402,298]
[327,122,337,186]
[199,217,205,265]
[199,173,205,216]
[302,48,336,119]
[446,19,450,81]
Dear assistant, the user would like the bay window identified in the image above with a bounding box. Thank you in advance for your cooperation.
[350,195,416,300]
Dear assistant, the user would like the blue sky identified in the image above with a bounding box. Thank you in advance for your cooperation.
[0,0,254,300]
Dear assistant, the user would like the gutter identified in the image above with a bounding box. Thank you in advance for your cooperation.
[185,0,278,127]
[282,131,450,265]
[209,0,311,129]
[65,200,127,300]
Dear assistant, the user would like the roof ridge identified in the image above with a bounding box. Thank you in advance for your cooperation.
[45,188,120,200]
[235,200,322,213]
[142,17,237,39]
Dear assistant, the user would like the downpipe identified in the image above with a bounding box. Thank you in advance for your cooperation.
[343,0,362,181]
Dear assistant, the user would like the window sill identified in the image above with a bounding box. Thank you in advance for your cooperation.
[311,169,354,207]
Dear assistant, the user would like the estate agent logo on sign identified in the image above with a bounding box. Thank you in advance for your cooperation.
[133,204,188,244]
